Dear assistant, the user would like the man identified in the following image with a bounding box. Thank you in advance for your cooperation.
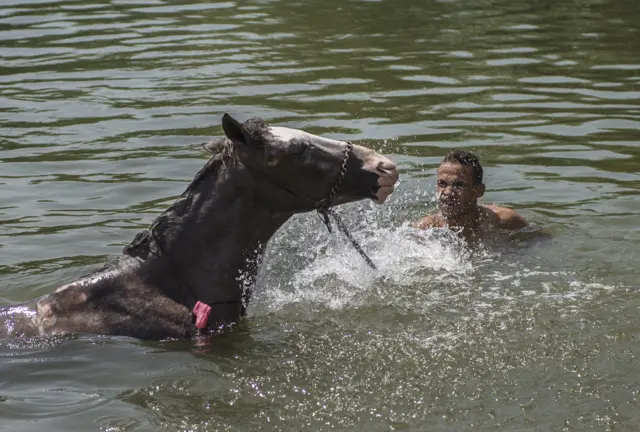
[412,149,528,241]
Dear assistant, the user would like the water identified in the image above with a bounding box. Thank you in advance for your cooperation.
[1,0,639,430]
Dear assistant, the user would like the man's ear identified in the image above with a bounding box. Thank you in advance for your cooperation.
[474,183,486,198]
[221,113,245,143]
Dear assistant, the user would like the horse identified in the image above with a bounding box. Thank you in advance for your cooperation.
[0,113,399,340]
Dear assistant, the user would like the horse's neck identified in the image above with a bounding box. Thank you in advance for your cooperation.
[138,156,291,306]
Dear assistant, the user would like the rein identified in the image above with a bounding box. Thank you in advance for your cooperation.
[317,206,377,270]
[248,141,377,270]
[313,142,377,270]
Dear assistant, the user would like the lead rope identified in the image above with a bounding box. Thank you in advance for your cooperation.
[316,141,377,270]
[236,141,378,270]
[317,207,377,270]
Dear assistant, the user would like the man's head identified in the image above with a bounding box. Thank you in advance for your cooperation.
[436,149,485,218]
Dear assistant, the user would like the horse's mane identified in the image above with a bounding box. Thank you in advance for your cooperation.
[77,117,272,279]
[121,138,238,260]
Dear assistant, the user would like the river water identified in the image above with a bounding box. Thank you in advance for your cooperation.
[1,0,639,430]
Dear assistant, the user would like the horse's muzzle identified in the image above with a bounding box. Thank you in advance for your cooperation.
[371,156,399,204]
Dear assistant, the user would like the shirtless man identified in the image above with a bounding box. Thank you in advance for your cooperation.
[412,149,528,241]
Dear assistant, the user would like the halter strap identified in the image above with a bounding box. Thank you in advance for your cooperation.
[243,141,377,270]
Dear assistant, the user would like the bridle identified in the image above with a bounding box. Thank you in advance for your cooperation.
[248,141,377,270]
[150,139,377,333]
[313,142,377,270]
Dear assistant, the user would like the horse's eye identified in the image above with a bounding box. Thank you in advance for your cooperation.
[288,141,309,156]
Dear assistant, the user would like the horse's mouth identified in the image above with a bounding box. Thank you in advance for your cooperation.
[372,176,399,204]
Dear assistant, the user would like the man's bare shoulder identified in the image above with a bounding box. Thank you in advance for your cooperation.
[484,204,528,230]
[411,213,445,229]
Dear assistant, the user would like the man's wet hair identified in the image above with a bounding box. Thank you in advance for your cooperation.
[441,149,483,185]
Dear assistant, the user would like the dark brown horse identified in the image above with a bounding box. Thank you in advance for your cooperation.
[0,114,399,340]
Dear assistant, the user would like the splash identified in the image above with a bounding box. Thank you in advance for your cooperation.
[252,195,620,336]
[255,208,476,313]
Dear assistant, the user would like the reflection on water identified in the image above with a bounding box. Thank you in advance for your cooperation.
[1,0,640,430]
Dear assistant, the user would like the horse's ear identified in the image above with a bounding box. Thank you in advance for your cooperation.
[221,113,245,143]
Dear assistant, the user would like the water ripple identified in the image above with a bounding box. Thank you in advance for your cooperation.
[1,0,640,430]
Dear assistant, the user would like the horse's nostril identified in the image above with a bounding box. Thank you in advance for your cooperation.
[376,160,397,176]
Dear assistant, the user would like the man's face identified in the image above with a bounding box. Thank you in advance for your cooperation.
[436,162,485,218]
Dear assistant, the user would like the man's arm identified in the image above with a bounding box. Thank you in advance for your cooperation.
[492,206,529,230]
[412,214,443,230]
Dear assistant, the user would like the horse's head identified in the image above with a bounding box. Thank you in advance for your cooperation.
[204,113,399,212]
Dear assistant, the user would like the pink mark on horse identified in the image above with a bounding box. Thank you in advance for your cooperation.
[193,301,211,329]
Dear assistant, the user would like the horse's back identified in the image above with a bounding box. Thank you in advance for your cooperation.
[0,300,41,339]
